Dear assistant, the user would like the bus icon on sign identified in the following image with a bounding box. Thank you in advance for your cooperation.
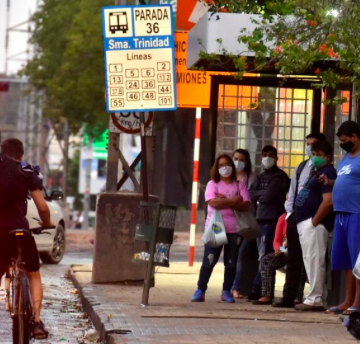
[109,12,129,34]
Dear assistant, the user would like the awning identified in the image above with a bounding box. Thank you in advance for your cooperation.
[187,13,339,75]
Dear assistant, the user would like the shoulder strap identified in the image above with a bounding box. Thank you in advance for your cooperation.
[294,159,309,201]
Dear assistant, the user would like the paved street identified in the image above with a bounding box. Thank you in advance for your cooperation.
[0,230,94,344]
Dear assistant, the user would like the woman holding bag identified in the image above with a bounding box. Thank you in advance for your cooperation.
[191,154,251,303]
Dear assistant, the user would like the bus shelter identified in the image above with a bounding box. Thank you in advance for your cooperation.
[187,12,355,302]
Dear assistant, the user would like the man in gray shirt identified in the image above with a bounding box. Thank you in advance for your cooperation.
[273,132,326,308]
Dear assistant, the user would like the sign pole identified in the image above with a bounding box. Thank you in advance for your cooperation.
[189,108,201,266]
[140,112,149,202]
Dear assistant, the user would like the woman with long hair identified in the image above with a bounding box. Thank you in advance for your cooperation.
[232,149,257,188]
[191,154,251,303]
[231,148,258,299]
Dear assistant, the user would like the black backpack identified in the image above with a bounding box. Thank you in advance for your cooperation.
[0,154,28,206]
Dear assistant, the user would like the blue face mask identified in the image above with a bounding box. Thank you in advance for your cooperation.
[306,145,313,158]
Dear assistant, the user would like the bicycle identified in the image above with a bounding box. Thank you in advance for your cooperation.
[4,224,54,344]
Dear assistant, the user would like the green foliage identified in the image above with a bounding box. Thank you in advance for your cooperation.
[203,0,360,99]
[21,0,113,134]
[203,0,295,15]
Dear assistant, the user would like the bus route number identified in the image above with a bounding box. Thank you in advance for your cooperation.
[159,96,172,106]
[111,98,124,108]
[142,80,155,89]
[110,87,124,96]
[127,92,140,101]
[157,73,171,83]
[110,75,123,85]
[143,91,156,101]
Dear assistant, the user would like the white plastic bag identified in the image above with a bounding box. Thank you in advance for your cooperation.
[353,252,360,279]
[201,209,228,247]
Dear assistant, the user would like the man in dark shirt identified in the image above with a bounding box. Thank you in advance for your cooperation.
[0,138,53,339]
[294,140,336,311]
[248,145,290,300]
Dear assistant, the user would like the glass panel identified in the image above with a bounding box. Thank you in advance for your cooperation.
[218,85,313,175]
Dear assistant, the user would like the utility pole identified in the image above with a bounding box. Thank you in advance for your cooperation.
[62,118,70,200]
[83,137,92,230]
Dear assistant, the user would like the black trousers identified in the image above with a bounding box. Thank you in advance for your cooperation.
[282,212,306,301]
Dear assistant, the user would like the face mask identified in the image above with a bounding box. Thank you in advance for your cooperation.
[218,166,233,178]
[233,160,246,172]
[262,157,275,170]
[311,156,327,169]
[305,145,313,158]
[340,140,354,153]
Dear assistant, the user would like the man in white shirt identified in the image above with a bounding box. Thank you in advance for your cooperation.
[273,132,326,308]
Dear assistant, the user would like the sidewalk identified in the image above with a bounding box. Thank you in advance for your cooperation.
[69,262,354,344]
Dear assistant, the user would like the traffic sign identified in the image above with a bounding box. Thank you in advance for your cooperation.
[109,112,153,135]
[102,5,177,113]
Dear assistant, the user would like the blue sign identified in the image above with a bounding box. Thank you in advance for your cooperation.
[102,5,177,113]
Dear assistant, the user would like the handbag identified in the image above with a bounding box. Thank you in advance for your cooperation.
[233,181,261,239]
[201,209,228,247]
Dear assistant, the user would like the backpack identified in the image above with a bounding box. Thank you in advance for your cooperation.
[0,154,28,206]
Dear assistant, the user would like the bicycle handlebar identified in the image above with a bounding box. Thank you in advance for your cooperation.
[30,225,56,235]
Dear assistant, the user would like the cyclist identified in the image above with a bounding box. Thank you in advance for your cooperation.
[0,138,53,340]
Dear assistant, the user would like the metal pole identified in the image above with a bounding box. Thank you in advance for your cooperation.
[105,0,126,192]
[189,108,201,266]
[83,138,92,230]
[140,113,149,202]
[5,0,11,74]
[62,118,70,200]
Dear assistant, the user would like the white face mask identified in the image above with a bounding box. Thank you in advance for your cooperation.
[218,166,233,178]
[305,145,313,158]
[233,160,246,172]
[262,157,275,170]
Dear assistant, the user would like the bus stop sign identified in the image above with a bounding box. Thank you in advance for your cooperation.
[102,5,177,113]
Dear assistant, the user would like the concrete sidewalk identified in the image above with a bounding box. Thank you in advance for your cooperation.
[69,262,354,344]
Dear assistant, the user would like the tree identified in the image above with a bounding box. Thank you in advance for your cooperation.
[202,0,360,101]
[22,0,113,134]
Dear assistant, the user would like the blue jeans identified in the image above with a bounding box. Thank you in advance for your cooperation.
[197,233,241,292]
[232,238,258,291]
[252,223,276,295]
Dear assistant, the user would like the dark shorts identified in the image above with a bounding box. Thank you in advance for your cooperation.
[0,234,40,277]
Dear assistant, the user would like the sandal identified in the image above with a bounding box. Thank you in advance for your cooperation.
[31,320,49,340]
[231,290,244,299]
[325,306,344,315]
[343,307,360,315]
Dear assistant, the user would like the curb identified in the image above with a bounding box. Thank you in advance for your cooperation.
[67,266,140,344]
[67,267,108,343]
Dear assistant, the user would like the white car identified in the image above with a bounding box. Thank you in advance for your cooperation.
[26,190,66,264]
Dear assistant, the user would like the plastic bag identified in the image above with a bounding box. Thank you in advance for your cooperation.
[353,252,360,279]
[201,209,228,247]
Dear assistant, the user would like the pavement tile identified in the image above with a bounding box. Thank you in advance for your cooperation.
[70,262,354,344]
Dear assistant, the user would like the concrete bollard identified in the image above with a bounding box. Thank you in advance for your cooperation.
[92,192,158,283]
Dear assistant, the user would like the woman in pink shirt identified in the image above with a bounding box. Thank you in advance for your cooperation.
[191,154,251,303]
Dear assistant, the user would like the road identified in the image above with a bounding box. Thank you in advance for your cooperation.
[0,230,94,344]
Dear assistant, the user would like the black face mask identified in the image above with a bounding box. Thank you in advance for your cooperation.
[340,140,355,153]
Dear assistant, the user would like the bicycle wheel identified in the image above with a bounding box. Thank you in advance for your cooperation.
[12,272,32,344]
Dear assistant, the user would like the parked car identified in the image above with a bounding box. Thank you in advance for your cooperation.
[26,190,66,264]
